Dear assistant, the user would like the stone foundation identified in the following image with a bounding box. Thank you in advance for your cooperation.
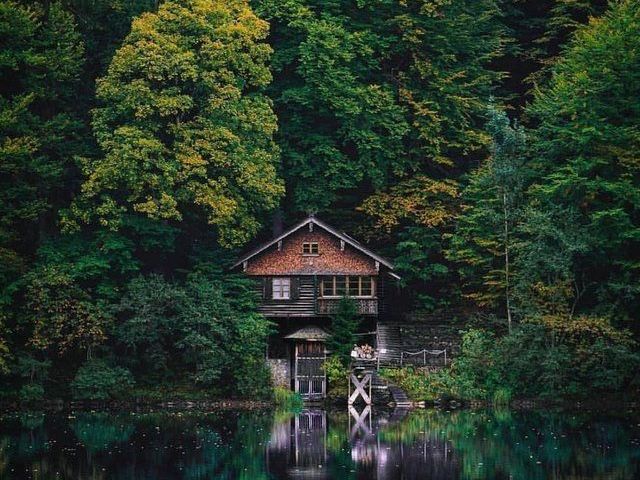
[267,359,290,388]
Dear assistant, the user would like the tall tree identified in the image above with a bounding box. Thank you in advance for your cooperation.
[448,107,528,330]
[67,0,284,247]
[0,1,84,295]
[524,0,640,324]
[257,0,505,222]
[498,0,608,111]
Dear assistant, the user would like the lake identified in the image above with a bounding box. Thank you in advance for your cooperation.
[0,406,639,479]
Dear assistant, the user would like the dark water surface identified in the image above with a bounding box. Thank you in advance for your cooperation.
[1,406,639,479]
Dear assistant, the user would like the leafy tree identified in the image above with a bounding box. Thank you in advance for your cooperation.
[0,1,84,293]
[258,0,504,219]
[498,0,608,110]
[327,297,361,366]
[67,0,284,247]
[71,359,135,400]
[524,0,640,323]
[114,271,272,395]
[448,107,529,330]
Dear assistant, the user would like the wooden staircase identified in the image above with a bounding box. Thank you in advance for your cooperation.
[376,322,402,367]
[387,384,412,407]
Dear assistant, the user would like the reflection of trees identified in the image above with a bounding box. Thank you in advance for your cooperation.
[1,408,639,479]
[71,413,134,454]
[377,409,640,480]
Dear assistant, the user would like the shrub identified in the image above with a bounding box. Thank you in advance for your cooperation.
[325,355,349,401]
[71,359,134,400]
[438,316,639,401]
[492,388,512,407]
[19,384,44,403]
[274,387,303,410]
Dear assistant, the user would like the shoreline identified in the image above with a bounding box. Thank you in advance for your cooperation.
[2,396,638,414]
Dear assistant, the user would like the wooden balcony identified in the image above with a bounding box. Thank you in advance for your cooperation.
[316,298,378,316]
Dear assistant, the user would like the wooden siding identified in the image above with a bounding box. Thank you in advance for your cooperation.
[255,275,387,318]
[245,228,378,276]
[256,276,318,317]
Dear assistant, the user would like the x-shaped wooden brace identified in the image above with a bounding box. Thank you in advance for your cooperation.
[348,373,371,405]
[349,404,372,438]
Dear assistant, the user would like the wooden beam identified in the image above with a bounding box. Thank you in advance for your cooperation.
[348,373,372,405]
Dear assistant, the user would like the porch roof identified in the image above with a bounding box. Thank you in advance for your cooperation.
[284,326,330,341]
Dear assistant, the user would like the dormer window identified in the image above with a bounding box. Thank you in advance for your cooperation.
[302,242,319,256]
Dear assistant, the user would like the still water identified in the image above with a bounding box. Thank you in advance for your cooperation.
[1,406,639,479]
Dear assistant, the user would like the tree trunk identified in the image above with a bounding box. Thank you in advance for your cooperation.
[503,191,512,333]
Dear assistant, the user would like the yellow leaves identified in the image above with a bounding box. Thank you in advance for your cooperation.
[133,193,181,221]
[529,314,635,347]
[359,176,459,231]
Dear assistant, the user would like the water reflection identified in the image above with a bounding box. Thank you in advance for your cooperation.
[0,406,638,479]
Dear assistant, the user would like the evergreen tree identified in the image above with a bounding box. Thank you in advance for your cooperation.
[448,107,528,330]
[524,0,640,324]
[327,297,361,366]
[67,0,284,247]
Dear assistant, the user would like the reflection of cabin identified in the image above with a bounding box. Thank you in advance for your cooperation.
[233,215,398,399]
[267,409,328,478]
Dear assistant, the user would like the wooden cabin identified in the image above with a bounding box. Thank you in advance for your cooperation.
[233,214,398,400]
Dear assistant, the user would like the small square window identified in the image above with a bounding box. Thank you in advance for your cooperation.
[272,277,291,300]
[302,242,319,255]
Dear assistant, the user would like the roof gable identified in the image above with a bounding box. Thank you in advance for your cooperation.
[232,215,394,271]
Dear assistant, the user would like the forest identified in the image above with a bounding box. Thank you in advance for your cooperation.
[0,0,639,403]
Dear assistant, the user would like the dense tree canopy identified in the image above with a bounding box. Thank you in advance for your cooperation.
[68,0,284,247]
[0,0,638,401]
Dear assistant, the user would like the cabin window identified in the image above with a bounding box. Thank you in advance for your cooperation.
[272,277,291,300]
[302,242,319,255]
[320,276,375,298]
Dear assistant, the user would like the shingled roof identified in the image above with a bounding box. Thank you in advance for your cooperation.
[232,214,396,273]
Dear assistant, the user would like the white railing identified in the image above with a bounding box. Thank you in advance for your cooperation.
[400,349,448,367]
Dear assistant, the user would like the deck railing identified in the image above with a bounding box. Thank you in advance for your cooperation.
[316,298,378,315]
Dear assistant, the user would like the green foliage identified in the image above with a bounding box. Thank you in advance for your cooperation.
[259,0,504,216]
[523,0,640,322]
[273,386,303,410]
[448,106,529,320]
[445,318,639,400]
[0,0,85,291]
[67,0,283,247]
[18,383,45,403]
[115,271,272,396]
[324,355,349,401]
[327,297,361,365]
[71,359,135,400]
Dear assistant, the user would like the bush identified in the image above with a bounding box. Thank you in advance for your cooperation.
[439,316,639,401]
[71,359,135,400]
[19,384,44,403]
[324,355,349,401]
[274,387,303,410]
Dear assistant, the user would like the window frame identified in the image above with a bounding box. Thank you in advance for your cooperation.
[302,242,319,256]
[319,276,376,298]
[272,277,291,300]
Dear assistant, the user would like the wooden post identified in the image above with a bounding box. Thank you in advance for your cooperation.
[348,372,372,405]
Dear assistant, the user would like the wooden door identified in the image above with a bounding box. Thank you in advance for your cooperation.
[294,341,326,399]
